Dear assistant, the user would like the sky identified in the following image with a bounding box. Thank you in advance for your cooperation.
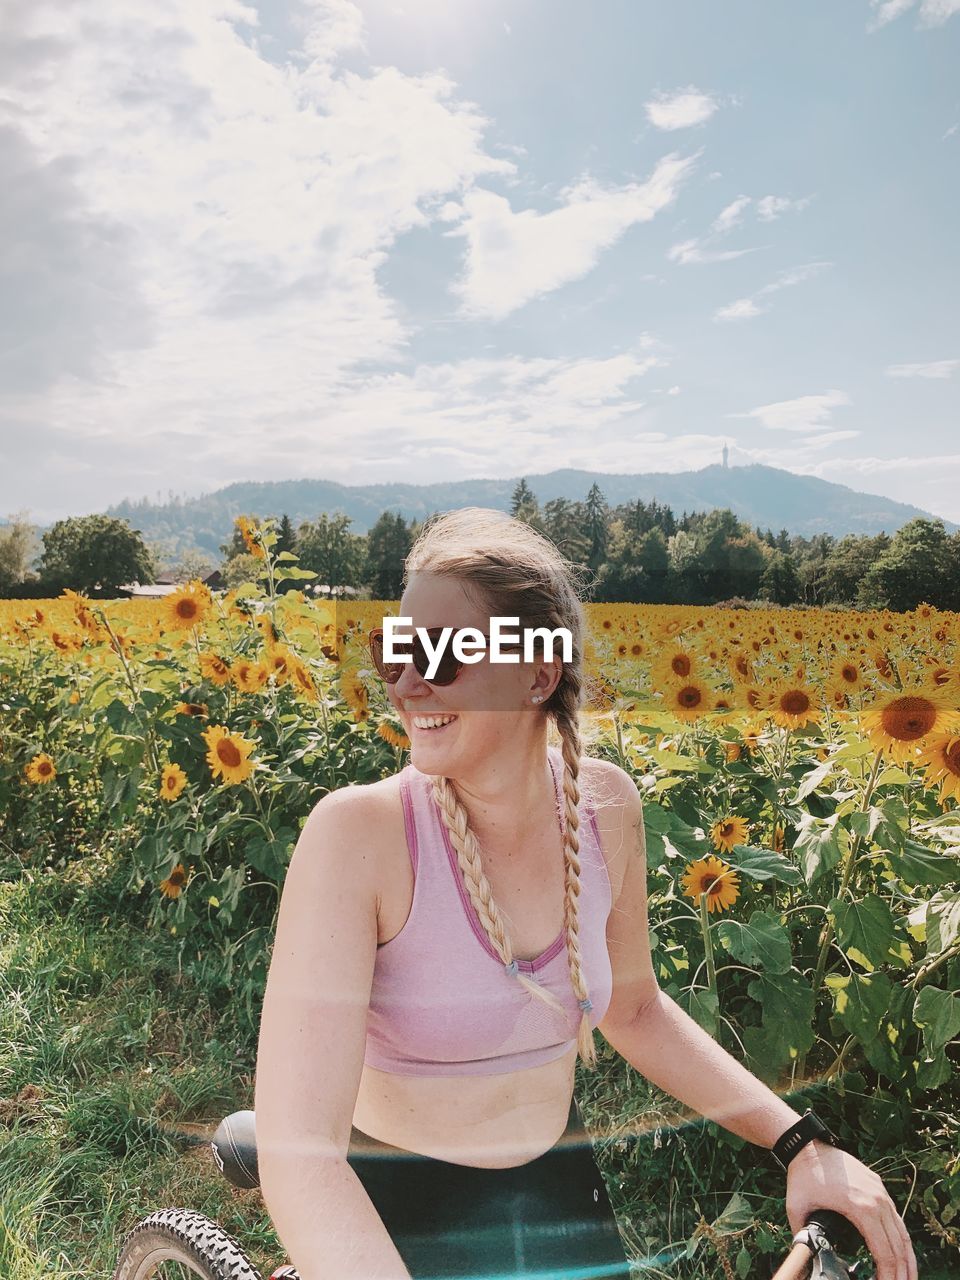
[2,0,958,527]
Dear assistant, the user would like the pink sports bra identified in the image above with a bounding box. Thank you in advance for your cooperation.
[363,745,614,1076]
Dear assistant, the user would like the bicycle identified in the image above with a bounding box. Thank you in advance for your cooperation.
[112,1108,874,1280]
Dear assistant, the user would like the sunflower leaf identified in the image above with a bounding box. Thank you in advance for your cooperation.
[884,839,960,889]
[722,844,803,885]
[793,812,843,886]
[794,756,835,803]
[716,909,792,974]
[829,894,895,969]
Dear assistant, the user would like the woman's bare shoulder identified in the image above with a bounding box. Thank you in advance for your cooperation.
[296,773,406,866]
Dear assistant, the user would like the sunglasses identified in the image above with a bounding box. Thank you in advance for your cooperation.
[367,626,523,686]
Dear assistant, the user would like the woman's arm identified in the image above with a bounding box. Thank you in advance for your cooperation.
[597,768,917,1280]
[255,790,413,1280]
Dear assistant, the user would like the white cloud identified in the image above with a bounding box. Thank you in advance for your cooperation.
[713,261,831,320]
[756,194,812,221]
[944,122,959,139]
[448,151,700,320]
[644,88,718,131]
[867,0,960,26]
[668,239,755,266]
[710,195,751,234]
[714,298,763,320]
[886,359,958,378]
[727,389,852,432]
[868,0,917,27]
[0,0,534,482]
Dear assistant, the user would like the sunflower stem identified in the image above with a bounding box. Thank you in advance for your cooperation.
[796,746,884,1079]
[698,889,719,1015]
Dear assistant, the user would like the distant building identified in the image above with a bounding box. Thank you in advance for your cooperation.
[118,569,224,598]
[722,442,729,469]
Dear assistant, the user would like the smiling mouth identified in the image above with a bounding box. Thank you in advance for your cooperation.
[410,714,459,732]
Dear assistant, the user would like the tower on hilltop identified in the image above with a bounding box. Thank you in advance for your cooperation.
[722,442,729,469]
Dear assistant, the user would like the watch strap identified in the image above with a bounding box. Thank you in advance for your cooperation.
[771,1109,836,1171]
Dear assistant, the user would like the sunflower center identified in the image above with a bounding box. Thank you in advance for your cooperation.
[841,665,858,684]
[943,739,960,776]
[671,655,692,678]
[177,599,199,620]
[217,739,243,768]
[38,761,52,777]
[678,685,703,708]
[880,696,938,741]
[781,690,810,715]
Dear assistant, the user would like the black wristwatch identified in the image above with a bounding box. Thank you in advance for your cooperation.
[771,1109,839,1171]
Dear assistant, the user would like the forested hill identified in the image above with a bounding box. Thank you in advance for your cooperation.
[106,464,956,561]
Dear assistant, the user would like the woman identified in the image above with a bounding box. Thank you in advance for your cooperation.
[255,507,916,1280]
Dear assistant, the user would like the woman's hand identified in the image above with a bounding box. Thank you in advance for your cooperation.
[784,1139,917,1280]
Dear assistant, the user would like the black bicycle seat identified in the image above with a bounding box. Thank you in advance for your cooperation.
[210,1109,260,1189]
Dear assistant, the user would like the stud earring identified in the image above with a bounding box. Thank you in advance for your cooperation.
[531,695,544,704]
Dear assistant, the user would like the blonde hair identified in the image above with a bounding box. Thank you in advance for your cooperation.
[404,506,606,1070]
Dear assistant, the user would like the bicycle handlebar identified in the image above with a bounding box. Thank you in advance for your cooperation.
[770,1207,873,1280]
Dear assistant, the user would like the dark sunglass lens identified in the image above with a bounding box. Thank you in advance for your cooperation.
[369,632,405,684]
[412,634,462,685]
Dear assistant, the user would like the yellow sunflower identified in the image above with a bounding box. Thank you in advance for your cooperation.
[290,658,319,702]
[175,701,209,718]
[163,580,213,632]
[859,685,960,764]
[199,652,232,687]
[24,753,56,784]
[710,815,749,853]
[915,733,960,805]
[200,725,257,785]
[159,863,190,898]
[232,658,270,693]
[661,677,712,724]
[235,515,266,561]
[264,643,296,686]
[830,655,866,693]
[341,669,371,717]
[681,855,741,914]
[377,721,411,749]
[159,763,188,802]
[768,680,822,731]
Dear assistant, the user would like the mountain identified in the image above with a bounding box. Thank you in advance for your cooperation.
[103,464,958,564]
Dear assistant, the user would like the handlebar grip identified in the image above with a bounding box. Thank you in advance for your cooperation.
[804,1207,865,1259]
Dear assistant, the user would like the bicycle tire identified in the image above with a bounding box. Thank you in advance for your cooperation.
[112,1208,263,1280]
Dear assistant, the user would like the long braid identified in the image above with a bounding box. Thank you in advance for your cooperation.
[431,774,568,1018]
[553,681,598,1068]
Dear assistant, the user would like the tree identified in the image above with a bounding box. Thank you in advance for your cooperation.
[223,552,264,589]
[510,479,537,518]
[175,548,217,581]
[858,518,955,611]
[39,515,156,596]
[583,482,609,574]
[276,514,296,557]
[541,498,589,567]
[0,512,40,595]
[760,549,801,606]
[365,512,412,599]
[297,513,366,594]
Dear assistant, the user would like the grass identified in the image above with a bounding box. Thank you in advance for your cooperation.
[2,849,956,1278]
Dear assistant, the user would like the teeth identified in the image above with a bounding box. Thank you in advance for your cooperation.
[412,715,457,730]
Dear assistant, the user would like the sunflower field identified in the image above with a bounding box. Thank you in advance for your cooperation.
[2,513,959,1274]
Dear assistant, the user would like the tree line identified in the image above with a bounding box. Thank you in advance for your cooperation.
[3,480,960,611]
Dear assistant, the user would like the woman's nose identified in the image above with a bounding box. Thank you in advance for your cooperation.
[391,660,431,702]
